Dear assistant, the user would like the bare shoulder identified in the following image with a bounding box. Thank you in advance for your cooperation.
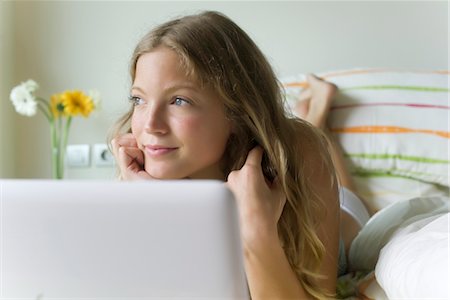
[293,120,334,177]
[290,119,339,208]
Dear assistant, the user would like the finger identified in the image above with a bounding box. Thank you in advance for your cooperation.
[111,133,138,148]
[244,146,264,168]
[111,134,139,157]
[118,146,145,174]
[271,176,284,197]
[270,176,287,217]
[121,146,144,167]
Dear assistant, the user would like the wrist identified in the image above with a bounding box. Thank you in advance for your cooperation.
[241,224,281,256]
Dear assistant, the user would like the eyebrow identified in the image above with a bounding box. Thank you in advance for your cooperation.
[131,82,199,94]
[130,86,145,94]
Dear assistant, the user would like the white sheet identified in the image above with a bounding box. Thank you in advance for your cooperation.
[376,212,449,299]
[349,195,449,272]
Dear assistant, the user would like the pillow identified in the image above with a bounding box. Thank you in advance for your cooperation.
[282,69,449,211]
[375,212,449,299]
[348,195,448,272]
[352,175,449,215]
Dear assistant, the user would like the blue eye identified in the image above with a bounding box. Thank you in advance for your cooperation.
[173,97,190,106]
[129,96,145,106]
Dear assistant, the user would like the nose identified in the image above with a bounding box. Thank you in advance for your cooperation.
[143,104,169,135]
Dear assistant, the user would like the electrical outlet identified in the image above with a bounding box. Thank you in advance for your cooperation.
[93,144,115,167]
[67,144,90,167]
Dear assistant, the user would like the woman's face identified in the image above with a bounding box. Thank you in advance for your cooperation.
[130,47,231,180]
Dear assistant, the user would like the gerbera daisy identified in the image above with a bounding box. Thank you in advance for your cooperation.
[50,93,67,118]
[61,90,95,117]
[9,80,38,116]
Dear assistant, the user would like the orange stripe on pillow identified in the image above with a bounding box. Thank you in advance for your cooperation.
[284,82,309,88]
[321,69,450,78]
[331,126,450,139]
[283,69,449,88]
[331,103,450,110]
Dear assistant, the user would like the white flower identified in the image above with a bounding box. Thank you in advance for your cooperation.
[10,80,39,116]
[23,79,39,93]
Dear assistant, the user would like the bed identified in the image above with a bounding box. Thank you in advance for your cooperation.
[282,69,449,299]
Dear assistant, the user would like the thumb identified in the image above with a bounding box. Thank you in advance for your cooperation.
[243,146,264,168]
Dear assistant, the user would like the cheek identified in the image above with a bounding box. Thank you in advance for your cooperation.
[173,116,201,137]
[130,111,142,134]
[180,115,230,149]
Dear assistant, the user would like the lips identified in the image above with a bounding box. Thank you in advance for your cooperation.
[144,145,178,156]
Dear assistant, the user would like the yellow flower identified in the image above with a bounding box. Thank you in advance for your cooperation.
[50,93,67,118]
[61,90,95,117]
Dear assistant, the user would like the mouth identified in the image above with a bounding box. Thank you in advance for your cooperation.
[144,145,178,157]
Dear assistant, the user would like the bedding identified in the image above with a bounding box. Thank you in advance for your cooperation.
[337,196,449,299]
[282,69,449,213]
[282,69,449,299]
[376,212,449,298]
[348,195,448,272]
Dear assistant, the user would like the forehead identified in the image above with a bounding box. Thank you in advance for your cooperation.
[133,47,221,101]
[134,47,200,85]
[137,48,181,75]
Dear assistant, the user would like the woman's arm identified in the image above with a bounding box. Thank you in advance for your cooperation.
[227,147,307,299]
[303,133,341,294]
[227,145,340,299]
[243,229,309,299]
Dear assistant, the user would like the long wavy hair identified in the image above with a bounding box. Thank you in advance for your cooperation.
[109,11,336,299]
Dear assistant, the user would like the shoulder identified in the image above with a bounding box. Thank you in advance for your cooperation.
[289,118,339,206]
[290,119,333,173]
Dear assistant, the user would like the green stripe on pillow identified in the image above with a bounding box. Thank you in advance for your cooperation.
[352,168,447,184]
[342,85,449,92]
[345,153,450,164]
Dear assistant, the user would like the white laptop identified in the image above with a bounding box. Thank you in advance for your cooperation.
[0,179,249,299]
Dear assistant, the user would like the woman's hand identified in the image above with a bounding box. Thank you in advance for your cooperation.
[111,133,153,180]
[227,147,307,298]
[226,147,286,249]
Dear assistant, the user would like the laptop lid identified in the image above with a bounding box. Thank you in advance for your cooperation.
[0,180,249,299]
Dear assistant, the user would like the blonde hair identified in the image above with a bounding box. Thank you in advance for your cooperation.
[109,11,336,299]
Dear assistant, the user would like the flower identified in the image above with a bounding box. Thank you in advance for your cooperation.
[9,79,100,179]
[9,80,39,116]
[60,90,95,117]
[50,93,67,118]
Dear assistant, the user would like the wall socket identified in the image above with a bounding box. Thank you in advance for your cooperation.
[93,144,115,167]
[67,144,90,167]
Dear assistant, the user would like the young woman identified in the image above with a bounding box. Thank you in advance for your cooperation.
[110,11,368,299]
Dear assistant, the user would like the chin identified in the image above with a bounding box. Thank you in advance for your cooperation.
[145,162,223,180]
[145,166,186,180]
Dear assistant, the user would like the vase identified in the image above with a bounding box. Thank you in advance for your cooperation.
[51,146,65,179]
[50,116,71,180]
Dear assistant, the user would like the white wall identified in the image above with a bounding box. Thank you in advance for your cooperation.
[4,1,449,179]
[0,1,15,178]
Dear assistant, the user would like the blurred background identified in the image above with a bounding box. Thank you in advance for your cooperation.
[0,0,448,179]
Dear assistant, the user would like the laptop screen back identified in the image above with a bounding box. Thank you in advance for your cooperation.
[0,180,249,299]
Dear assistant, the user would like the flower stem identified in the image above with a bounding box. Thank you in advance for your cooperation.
[57,117,63,179]
[36,97,51,110]
[36,97,52,121]
[37,103,52,121]
[59,116,72,179]
[50,119,59,179]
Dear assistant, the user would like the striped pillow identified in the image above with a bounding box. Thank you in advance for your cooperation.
[282,69,449,210]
